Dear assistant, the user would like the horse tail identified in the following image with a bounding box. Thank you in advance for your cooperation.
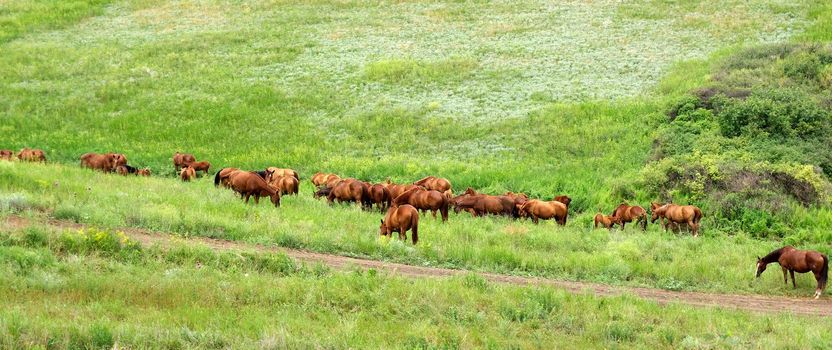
[821,254,829,291]
[693,207,703,224]
[441,196,449,222]
[411,215,419,245]
[214,169,224,187]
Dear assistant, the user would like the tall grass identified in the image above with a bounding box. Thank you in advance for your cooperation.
[0,225,830,348]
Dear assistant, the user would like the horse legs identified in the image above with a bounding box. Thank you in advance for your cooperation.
[814,272,823,299]
[688,220,698,237]
[532,216,539,224]
[782,267,788,284]
[790,270,796,289]
[254,195,260,205]
[432,210,437,219]
[244,193,251,204]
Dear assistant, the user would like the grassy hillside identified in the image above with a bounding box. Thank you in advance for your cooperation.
[1,224,831,349]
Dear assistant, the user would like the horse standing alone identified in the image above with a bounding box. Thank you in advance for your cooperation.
[756,246,828,299]
[380,204,419,244]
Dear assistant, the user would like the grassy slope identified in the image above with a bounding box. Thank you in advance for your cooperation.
[4,161,831,297]
[1,225,831,349]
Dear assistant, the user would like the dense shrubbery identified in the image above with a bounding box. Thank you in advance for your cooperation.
[645,44,832,238]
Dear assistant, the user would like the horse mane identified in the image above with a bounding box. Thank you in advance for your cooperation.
[760,246,789,264]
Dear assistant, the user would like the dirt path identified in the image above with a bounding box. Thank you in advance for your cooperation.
[5,216,832,317]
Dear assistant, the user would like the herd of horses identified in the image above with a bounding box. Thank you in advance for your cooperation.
[1,148,828,298]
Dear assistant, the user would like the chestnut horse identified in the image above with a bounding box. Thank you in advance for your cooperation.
[269,175,299,196]
[756,246,828,299]
[180,166,196,182]
[327,179,370,208]
[17,148,46,162]
[392,188,449,221]
[367,184,391,212]
[518,200,568,225]
[229,171,280,207]
[116,164,139,175]
[173,152,195,172]
[413,176,452,193]
[80,153,119,172]
[611,203,648,230]
[380,204,419,244]
[594,213,619,230]
[553,195,572,207]
[189,161,211,175]
[650,202,702,236]
[452,193,515,218]
[137,168,151,176]
[384,180,423,200]
[267,167,299,181]
[311,172,340,187]
[1,150,14,160]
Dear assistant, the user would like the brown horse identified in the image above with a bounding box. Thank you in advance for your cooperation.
[137,168,152,176]
[17,148,46,162]
[611,203,648,230]
[651,202,702,236]
[385,181,423,201]
[173,152,195,172]
[229,171,280,207]
[392,188,449,221]
[80,153,119,172]
[311,172,340,187]
[553,195,572,207]
[756,246,828,299]
[269,175,299,196]
[367,184,391,212]
[214,167,240,187]
[380,204,419,244]
[116,164,139,176]
[267,167,299,181]
[180,166,196,182]
[594,213,619,230]
[452,193,516,218]
[0,150,14,160]
[327,179,370,208]
[189,161,211,175]
[413,176,452,193]
[518,200,568,225]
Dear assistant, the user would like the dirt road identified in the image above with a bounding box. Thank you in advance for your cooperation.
[5,216,831,317]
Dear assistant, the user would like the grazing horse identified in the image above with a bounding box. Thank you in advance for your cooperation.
[0,150,14,160]
[173,152,195,172]
[385,181,423,201]
[594,213,619,230]
[518,200,568,225]
[380,204,419,244]
[651,202,702,236]
[267,167,299,181]
[214,167,239,187]
[314,185,332,199]
[17,148,46,162]
[392,188,449,221]
[311,172,340,187]
[413,176,452,193]
[189,161,211,175]
[452,193,516,218]
[137,168,152,176]
[327,179,370,208]
[116,164,139,175]
[756,246,828,299]
[367,184,391,212]
[269,175,299,196]
[503,192,529,207]
[80,153,119,172]
[610,203,648,230]
[553,195,572,207]
[229,171,280,207]
[180,166,196,182]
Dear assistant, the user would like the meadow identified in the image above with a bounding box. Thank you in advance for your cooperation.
[1,224,832,349]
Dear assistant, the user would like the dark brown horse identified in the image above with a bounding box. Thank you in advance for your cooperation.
[413,176,452,193]
[611,203,648,230]
[367,184,391,212]
[518,200,568,225]
[594,213,619,230]
[311,172,340,187]
[189,161,211,175]
[80,153,119,172]
[173,152,195,172]
[229,171,280,207]
[651,202,702,236]
[380,204,419,244]
[553,195,571,207]
[327,179,370,208]
[0,150,13,160]
[392,188,449,221]
[17,148,46,162]
[756,246,828,299]
[180,166,196,182]
[269,175,299,196]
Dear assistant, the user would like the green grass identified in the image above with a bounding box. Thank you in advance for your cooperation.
[3,161,831,297]
[0,0,118,43]
[1,224,831,349]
